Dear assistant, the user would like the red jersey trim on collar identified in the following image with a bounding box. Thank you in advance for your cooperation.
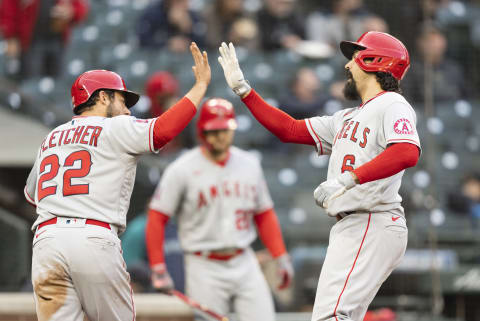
[216,151,231,167]
[359,91,387,109]
[200,147,231,167]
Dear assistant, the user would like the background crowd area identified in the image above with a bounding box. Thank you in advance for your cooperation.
[0,0,480,320]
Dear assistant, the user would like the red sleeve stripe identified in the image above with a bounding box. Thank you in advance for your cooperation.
[333,213,371,320]
[306,119,324,154]
[24,187,36,207]
[148,118,157,153]
[386,138,420,145]
[386,139,421,154]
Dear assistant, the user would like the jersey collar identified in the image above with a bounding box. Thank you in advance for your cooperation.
[200,146,231,167]
[359,91,387,109]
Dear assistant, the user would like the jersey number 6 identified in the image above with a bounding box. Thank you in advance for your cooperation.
[38,150,92,201]
[341,154,356,173]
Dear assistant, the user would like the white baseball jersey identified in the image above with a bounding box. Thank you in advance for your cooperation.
[24,115,159,234]
[149,146,273,252]
[305,91,421,217]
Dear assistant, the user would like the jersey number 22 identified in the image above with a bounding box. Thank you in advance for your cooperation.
[37,150,92,201]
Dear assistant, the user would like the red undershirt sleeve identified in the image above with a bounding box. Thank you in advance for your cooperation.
[146,209,170,267]
[353,143,420,184]
[241,90,315,145]
[253,208,287,258]
[152,97,197,150]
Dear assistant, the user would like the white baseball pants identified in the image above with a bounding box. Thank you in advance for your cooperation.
[184,247,275,321]
[31,219,135,321]
[311,213,408,321]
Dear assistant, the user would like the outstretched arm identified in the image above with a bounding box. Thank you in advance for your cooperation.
[153,42,210,149]
[218,42,314,145]
[242,90,314,145]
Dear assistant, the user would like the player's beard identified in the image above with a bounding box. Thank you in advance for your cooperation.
[106,102,114,118]
[208,144,229,158]
[343,70,360,101]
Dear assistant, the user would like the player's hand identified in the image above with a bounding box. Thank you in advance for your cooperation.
[218,42,251,97]
[313,172,357,214]
[151,263,174,294]
[190,42,211,87]
[276,254,294,290]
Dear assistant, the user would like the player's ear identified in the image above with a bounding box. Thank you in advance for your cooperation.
[100,90,113,104]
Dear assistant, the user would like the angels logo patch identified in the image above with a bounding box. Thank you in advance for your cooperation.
[394,118,414,135]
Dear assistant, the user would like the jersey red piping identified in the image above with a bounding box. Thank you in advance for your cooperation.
[359,91,387,109]
[129,283,135,321]
[333,213,372,321]
[306,119,323,154]
[24,186,36,207]
[386,138,419,145]
[149,118,156,152]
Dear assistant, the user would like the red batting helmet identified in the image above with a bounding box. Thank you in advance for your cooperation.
[197,98,237,140]
[145,71,179,98]
[71,70,140,111]
[340,31,410,80]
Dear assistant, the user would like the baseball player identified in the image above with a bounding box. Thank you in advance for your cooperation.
[24,42,210,321]
[218,31,420,321]
[146,98,294,321]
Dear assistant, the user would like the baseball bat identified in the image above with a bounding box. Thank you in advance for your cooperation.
[170,289,229,321]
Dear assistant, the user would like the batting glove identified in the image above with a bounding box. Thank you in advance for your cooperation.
[218,42,251,96]
[313,172,356,214]
[276,254,294,290]
[151,263,174,294]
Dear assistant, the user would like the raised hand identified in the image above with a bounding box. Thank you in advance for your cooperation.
[218,42,251,97]
[190,42,211,87]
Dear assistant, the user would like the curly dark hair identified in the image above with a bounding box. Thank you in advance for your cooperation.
[74,89,115,115]
[375,72,402,94]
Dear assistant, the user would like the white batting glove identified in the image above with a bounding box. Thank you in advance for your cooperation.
[313,172,356,215]
[218,42,251,96]
[151,263,174,294]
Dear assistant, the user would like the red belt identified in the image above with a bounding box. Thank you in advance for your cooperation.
[38,217,111,230]
[194,249,244,261]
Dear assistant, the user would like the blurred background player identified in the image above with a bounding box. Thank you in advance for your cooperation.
[24,43,210,321]
[145,71,180,118]
[146,97,294,321]
[218,31,420,321]
[143,71,194,152]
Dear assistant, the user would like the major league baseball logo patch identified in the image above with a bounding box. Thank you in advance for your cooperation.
[394,118,414,135]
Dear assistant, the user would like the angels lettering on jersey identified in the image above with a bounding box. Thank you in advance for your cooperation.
[196,181,257,210]
[333,119,370,149]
